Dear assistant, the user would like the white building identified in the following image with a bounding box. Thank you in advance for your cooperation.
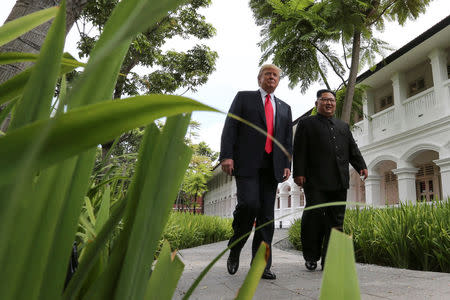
[204,16,450,227]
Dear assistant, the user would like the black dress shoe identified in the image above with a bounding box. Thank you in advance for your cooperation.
[305,260,317,271]
[227,252,239,275]
[261,269,276,280]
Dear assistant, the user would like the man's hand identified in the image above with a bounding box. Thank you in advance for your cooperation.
[294,176,305,187]
[360,169,368,180]
[221,159,234,176]
[282,168,290,182]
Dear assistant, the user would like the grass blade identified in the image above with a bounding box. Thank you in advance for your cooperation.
[319,229,361,300]
[235,242,268,300]
[0,95,218,184]
[8,0,66,130]
[62,197,126,300]
[0,6,58,47]
[115,114,192,299]
[95,185,111,233]
[145,240,184,300]
[0,55,78,107]
[0,52,85,68]
[66,0,185,109]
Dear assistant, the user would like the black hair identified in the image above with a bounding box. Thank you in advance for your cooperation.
[316,89,336,99]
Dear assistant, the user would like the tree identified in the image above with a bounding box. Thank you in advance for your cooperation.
[174,121,217,213]
[181,153,213,213]
[76,0,218,156]
[192,141,218,162]
[250,0,431,123]
[0,0,90,131]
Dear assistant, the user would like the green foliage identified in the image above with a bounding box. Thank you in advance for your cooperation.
[176,123,218,212]
[0,0,229,298]
[0,1,375,298]
[162,212,233,250]
[250,0,431,122]
[334,84,367,125]
[146,241,184,300]
[320,229,360,300]
[76,0,218,97]
[288,218,302,251]
[235,243,269,300]
[346,200,450,272]
[289,200,450,272]
[0,6,58,46]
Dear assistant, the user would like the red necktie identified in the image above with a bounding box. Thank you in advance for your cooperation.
[264,94,274,153]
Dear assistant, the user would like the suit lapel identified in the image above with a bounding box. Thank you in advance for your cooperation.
[256,90,267,128]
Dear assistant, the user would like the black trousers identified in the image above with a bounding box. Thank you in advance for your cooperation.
[301,188,347,264]
[228,154,278,269]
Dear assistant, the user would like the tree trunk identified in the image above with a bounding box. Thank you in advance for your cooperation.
[341,30,361,124]
[0,0,89,131]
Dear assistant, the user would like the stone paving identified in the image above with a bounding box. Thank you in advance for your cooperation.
[174,229,450,300]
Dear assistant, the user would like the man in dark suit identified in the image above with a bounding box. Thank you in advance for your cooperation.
[293,89,368,271]
[220,64,293,280]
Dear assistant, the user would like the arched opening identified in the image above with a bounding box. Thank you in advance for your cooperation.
[409,150,441,201]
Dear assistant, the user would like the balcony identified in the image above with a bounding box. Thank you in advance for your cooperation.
[353,85,449,147]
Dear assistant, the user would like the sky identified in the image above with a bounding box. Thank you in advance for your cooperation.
[1,0,450,152]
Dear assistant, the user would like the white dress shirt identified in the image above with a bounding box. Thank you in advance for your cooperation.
[259,88,276,127]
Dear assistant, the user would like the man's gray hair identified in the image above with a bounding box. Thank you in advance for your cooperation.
[257,64,282,81]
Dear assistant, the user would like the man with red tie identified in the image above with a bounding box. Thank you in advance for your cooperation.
[220,64,293,280]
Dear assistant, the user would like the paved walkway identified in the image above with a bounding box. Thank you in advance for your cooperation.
[174,229,450,299]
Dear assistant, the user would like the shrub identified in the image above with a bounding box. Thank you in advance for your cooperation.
[288,200,450,272]
[163,212,233,250]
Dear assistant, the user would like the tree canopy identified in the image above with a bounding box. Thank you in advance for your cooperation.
[250,0,431,123]
[76,0,218,99]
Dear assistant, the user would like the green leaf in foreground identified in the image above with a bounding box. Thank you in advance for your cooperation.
[235,242,268,300]
[0,6,58,47]
[0,95,218,183]
[319,229,361,300]
[145,240,184,300]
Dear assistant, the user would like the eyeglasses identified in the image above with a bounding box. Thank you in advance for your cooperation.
[319,97,336,103]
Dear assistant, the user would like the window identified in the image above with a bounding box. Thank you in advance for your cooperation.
[409,78,425,96]
[384,171,397,182]
[376,95,393,113]
[415,163,440,202]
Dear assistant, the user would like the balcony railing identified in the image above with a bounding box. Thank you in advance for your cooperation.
[351,86,446,146]
[371,106,395,130]
[403,88,437,118]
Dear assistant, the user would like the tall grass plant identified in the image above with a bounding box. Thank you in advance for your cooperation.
[163,212,233,250]
[288,200,450,272]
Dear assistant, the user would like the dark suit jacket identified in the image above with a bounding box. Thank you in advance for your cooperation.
[220,90,293,183]
[292,113,366,190]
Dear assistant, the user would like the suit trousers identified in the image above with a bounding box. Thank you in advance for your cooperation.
[228,153,278,269]
[301,188,347,264]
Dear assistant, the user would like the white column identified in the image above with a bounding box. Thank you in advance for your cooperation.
[428,48,449,113]
[291,184,301,208]
[433,157,450,200]
[391,72,408,130]
[364,175,382,206]
[392,167,419,204]
[279,191,289,218]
